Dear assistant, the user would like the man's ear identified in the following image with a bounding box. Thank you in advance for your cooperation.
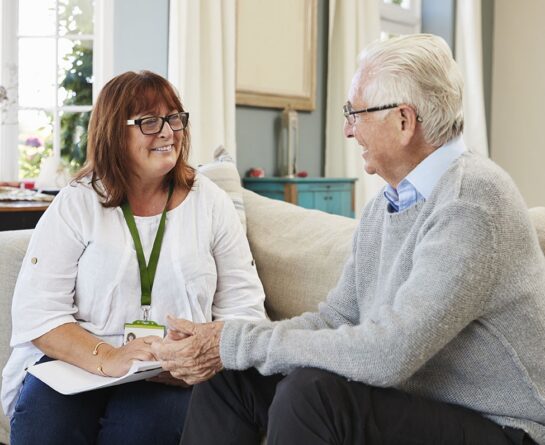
[398,105,418,144]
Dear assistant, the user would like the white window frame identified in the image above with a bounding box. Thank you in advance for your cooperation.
[0,0,19,180]
[379,0,422,36]
[0,0,113,181]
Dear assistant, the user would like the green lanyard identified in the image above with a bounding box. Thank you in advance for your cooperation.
[122,182,174,308]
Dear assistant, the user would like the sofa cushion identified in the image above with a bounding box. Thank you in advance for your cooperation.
[243,188,358,320]
[198,145,247,232]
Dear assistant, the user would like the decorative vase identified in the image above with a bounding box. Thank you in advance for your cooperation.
[277,107,299,177]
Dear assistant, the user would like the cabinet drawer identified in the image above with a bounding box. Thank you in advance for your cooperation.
[243,177,357,218]
[296,182,353,193]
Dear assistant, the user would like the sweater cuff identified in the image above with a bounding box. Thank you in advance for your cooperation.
[219,319,272,370]
[219,319,245,369]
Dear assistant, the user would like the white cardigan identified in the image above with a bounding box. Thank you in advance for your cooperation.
[1,174,266,416]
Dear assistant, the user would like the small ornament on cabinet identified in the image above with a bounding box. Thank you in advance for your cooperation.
[246,167,265,178]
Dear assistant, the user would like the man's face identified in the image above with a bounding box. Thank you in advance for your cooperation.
[344,72,404,185]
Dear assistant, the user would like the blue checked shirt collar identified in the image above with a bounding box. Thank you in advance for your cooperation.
[384,136,467,212]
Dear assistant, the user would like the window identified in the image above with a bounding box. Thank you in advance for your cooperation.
[0,0,112,181]
[18,0,94,179]
[380,0,421,39]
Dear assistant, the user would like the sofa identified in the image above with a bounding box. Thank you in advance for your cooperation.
[0,187,358,444]
[1,187,545,444]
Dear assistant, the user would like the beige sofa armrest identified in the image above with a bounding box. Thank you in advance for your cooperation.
[0,229,32,444]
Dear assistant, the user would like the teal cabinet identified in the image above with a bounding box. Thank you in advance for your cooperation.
[243,177,357,218]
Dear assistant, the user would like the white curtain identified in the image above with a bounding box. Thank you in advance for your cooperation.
[168,0,236,166]
[325,0,381,215]
[455,0,489,156]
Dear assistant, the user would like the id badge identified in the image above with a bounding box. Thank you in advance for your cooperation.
[124,320,166,345]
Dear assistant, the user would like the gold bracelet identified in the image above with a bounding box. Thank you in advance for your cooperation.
[92,341,107,356]
[97,364,107,376]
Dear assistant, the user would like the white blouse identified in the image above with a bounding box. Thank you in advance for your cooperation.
[1,174,266,416]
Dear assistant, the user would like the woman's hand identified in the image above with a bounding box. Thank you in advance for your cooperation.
[100,335,162,377]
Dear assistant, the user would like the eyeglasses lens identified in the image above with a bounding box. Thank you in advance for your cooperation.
[140,113,188,135]
[343,104,354,125]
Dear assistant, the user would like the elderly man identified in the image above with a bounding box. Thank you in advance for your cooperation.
[154,34,545,445]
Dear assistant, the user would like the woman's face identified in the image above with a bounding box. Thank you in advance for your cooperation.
[126,103,183,184]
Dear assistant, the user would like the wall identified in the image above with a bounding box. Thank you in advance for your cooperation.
[421,0,455,48]
[235,0,328,178]
[113,0,169,77]
[481,0,494,145]
[490,0,545,208]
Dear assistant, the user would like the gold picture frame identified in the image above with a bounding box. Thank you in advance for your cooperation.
[236,0,317,111]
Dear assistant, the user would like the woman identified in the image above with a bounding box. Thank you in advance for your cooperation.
[1,71,266,444]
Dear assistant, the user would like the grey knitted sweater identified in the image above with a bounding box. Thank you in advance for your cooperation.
[220,152,545,444]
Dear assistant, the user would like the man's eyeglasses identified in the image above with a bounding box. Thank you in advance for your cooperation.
[343,102,399,126]
[343,102,423,126]
[127,112,189,135]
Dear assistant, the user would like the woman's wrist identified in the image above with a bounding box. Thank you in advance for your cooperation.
[92,340,114,376]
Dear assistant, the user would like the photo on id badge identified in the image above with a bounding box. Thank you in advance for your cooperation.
[124,320,166,345]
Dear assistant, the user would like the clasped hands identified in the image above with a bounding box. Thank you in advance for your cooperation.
[150,315,225,386]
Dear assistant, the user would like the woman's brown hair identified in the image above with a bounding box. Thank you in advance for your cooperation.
[74,70,194,207]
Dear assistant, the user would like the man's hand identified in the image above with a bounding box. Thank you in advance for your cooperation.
[147,371,190,387]
[151,316,225,386]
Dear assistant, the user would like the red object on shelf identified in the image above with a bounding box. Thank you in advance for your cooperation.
[246,167,265,178]
[296,171,308,178]
[22,180,35,190]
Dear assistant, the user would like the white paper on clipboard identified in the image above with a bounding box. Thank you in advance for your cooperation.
[28,359,163,395]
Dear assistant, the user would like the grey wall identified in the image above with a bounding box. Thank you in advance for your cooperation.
[113,0,169,76]
[235,0,328,178]
[481,0,494,149]
[421,0,455,48]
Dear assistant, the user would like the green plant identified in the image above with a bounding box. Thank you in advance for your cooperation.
[19,128,53,179]
[58,0,93,171]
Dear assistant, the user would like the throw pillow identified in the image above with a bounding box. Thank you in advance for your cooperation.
[197,145,247,232]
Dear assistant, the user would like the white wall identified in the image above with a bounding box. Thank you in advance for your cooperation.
[490,0,545,208]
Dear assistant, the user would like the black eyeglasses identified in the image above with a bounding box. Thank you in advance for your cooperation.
[127,112,189,135]
[343,101,424,125]
[343,102,399,126]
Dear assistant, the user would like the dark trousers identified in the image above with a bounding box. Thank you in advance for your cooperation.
[10,356,192,445]
[181,367,535,445]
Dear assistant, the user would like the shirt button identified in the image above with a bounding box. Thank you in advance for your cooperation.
[31,257,38,264]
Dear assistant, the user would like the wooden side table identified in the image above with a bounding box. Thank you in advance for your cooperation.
[0,201,50,231]
[243,177,357,218]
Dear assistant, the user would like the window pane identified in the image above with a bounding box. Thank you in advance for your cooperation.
[58,39,93,106]
[18,0,56,36]
[60,111,90,170]
[19,38,56,108]
[18,110,54,179]
[58,0,94,36]
[384,0,411,9]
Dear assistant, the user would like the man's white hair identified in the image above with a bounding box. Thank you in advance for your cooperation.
[357,33,464,147]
